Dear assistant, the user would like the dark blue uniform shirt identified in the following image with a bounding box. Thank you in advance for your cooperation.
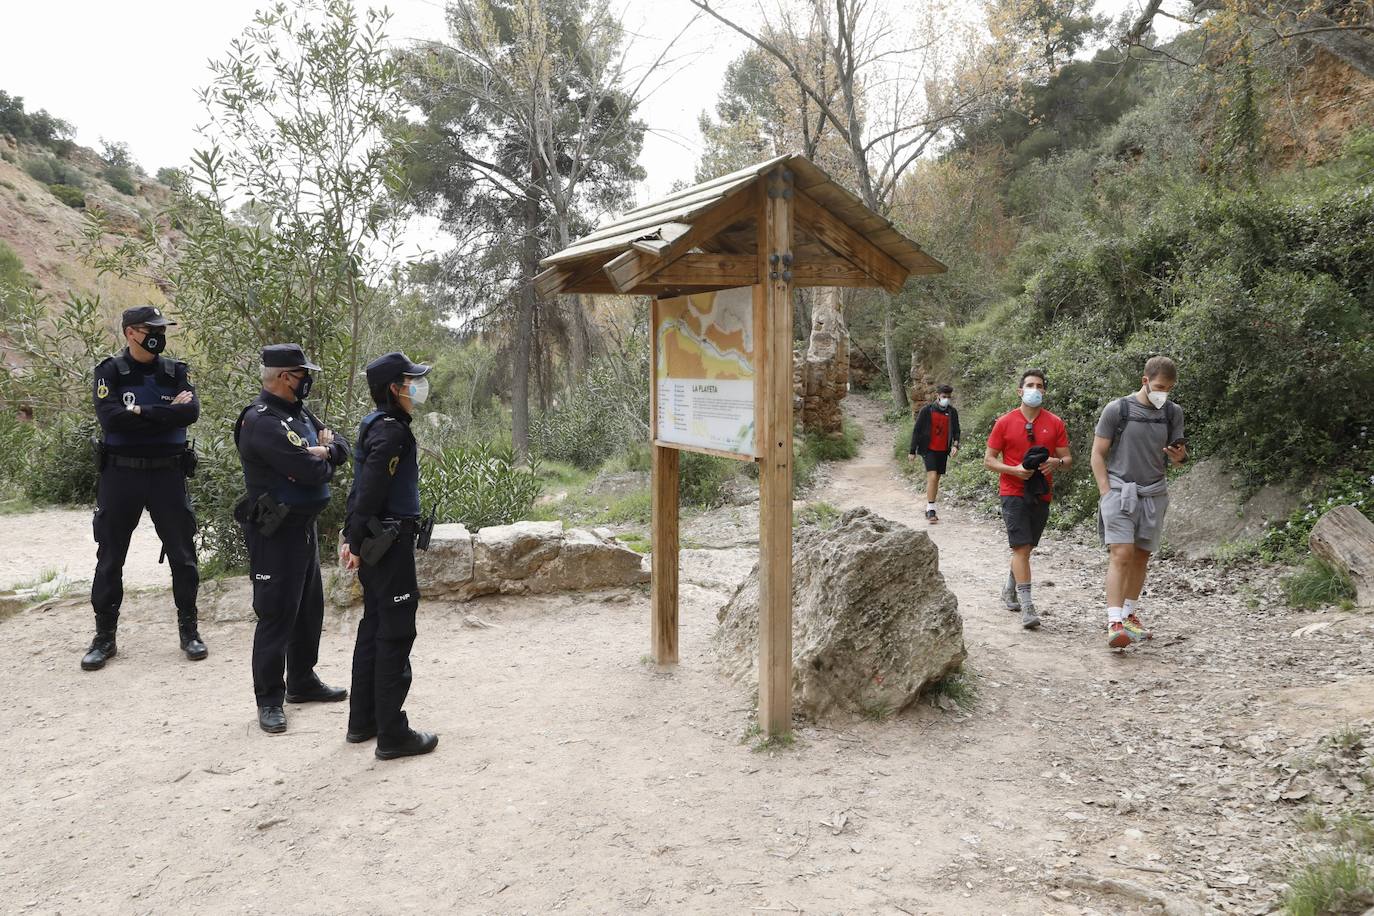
[235,391,349,515]
[344,409,419,553]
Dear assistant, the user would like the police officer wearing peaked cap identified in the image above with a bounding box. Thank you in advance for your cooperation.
[235,344,351,735]
[84,306,204,671]
[340,351,439,760]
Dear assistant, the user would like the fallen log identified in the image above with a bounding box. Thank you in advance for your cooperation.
[1310,505,1374,609]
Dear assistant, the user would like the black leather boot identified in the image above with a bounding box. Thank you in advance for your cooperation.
[178,614,208,661]
[376,729,439,760]
[81,630,118,671]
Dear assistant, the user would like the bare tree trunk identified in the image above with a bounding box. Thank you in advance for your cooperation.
[881,298,907,410]
[512,163,542,460]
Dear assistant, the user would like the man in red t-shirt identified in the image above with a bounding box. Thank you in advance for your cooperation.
[983,368,1072,630]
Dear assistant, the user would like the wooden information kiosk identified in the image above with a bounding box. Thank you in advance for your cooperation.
[536,155,945,736]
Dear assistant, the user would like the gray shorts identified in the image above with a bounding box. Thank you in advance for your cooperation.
[1098,489,1170,552]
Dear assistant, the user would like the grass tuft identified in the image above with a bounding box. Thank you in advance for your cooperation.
[927,667,979,711]
[1283,558,1357,610]
[1283,853,1373,916]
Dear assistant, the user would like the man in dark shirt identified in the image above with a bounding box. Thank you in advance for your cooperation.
[84,306,203,671]
[235,344,350,734]
[340,351,439,760]
[907,384,961,524]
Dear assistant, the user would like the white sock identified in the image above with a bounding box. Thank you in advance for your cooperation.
[926,502,936,512]
[1108,606,1124,624]
[1123,598,1137,618]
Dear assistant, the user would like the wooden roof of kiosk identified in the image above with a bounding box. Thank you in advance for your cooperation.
[535,153,945,298]
[538,155,945,739]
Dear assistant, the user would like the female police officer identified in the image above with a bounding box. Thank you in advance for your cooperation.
[340,352,438,760]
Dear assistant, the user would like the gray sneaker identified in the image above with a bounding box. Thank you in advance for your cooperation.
[1001,576,1019,611]
[1021,604,1041,629]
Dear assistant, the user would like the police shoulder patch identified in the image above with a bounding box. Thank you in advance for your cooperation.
[96,379,110,399]
[287,430,304,448]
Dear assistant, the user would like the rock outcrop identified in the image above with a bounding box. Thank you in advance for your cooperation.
[400,520,647,602]
[1164,458,1303,559]
[715,507,965,721]
[793,288,849,435]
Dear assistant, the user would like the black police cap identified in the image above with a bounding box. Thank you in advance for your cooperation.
[365,351,431,388]
[121,306,176,328]
[261,343,321,371]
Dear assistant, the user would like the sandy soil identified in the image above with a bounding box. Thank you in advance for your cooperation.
[1,398,1370,915]
[0,507,171,593]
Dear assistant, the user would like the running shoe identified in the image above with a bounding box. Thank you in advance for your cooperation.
[1123,614,1153,642]
[1107,621,1132,649]
[926,509,939,525]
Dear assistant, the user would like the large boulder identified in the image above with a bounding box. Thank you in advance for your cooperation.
[715,507,965,721]
[1165,458,1303,559]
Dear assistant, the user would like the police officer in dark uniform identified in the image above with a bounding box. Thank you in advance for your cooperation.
[84,306,204,671]
[235,344,350,734]
[340,352,439,760]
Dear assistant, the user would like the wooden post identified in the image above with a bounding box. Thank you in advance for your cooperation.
[649,296,680,664]
[756,167,795,735]
[651,443,681,663]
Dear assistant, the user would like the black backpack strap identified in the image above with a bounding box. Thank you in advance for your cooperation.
[1113,396,1132,444]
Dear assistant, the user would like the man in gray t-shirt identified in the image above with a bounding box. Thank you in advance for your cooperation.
[1089,356,1188,649]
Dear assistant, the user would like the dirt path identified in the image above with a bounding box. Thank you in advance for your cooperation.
[0,507,167,593]
[0,400,1369,914]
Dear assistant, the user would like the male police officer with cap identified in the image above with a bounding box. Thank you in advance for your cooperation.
[84,306,203,671]
[235,344,350,734]
[340,351,439,760]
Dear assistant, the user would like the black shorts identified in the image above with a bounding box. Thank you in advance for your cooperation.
[922,450,949,474]
[1001,495,1050,548]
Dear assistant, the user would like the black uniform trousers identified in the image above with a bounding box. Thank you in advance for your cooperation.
[349,532,420,743]
[245,519,325,707]
[91,464,199,630]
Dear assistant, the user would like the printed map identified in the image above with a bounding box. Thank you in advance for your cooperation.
[654,287,756,456]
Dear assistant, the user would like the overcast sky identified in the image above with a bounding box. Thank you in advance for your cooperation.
[1,0,1166,252]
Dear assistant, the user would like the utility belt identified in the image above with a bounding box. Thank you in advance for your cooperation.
[94,439,198,477]
[233,492,319,537]
[359,507,436,566]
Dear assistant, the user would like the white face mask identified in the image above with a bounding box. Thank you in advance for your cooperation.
[1021,387,1044,408]
[1147,389,1169,409]
[938,397,950,408]
[405,376,429,406]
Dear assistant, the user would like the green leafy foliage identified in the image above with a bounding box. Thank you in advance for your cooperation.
[420,443,542,531]
[47,183,85,208]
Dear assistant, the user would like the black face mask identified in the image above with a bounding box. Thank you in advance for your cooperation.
[293,370,313,400]
[138,329,166,354]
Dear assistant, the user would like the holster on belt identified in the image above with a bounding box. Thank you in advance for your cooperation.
[233,492,291,537]
[360,517,398,566]
[416,506,436,552]
[92,437,108,472]
[181,441,198,479]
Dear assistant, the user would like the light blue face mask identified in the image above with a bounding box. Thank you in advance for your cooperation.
[405,376,429,406]
[1021,387,1044,408]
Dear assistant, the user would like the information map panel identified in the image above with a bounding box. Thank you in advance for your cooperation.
[653,287,757,458]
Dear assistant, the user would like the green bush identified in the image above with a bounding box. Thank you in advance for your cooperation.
[0,238,28,319]
[420,442,542,530]
[23,157,55,184]
[22,416,99,505]
[530,349,649,470]
[679,450,730,507]
[48,183,85,208]
[103,165,137,195]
